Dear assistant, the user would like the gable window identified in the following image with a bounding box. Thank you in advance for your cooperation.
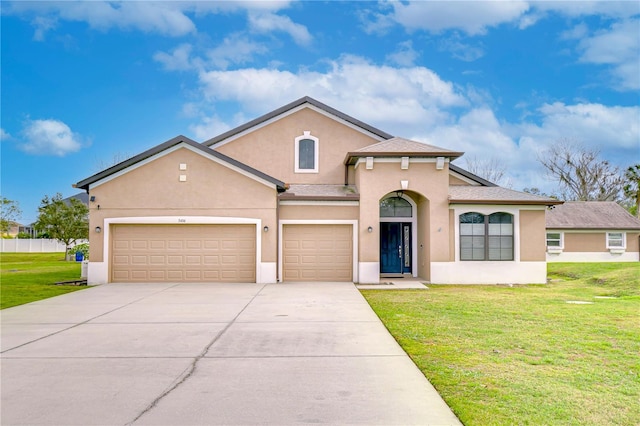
[295,131,319,173]
[547,232,563,249]
[606,232,625,249]
[460,212,513,261]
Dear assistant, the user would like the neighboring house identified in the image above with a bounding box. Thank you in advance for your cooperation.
[546,201,640,262]
[75,96,560,285]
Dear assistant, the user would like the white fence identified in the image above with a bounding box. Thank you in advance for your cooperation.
[0,239,88,253]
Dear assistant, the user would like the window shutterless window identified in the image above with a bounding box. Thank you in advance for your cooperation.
[546,232,562,248]
[460,212,513,261]
[294,132,319,173]
[606,232,624,248]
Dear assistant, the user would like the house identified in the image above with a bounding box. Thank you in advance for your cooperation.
[75,96,561,285]
[546,201,640,262]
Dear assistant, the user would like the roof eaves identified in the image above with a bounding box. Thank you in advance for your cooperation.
[203,96,394,147]
[278,194,360,201]
[345,151,465,165]
[449,164,498,187]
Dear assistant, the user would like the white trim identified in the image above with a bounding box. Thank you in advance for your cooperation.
[606,231,626,249]
[279,200,359,206]
[278,220,358,283]
[358,262,380,284]
[379,193,418,278]
[451,204,547,211]
[97,216,266,284]
[211,104,388,149]
[546,231,564,251]
[88,143,278,191]
[453,206,521,262]
[354,157,446,169]
[547,251,639,262]
[431,261,547,284]
[294,131,319,174]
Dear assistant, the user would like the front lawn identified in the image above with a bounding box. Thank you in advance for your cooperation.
[1,253,87,309]
[361,263,640,426]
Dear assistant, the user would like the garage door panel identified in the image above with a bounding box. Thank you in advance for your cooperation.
[111,225,256,283]
[283,225,353,282]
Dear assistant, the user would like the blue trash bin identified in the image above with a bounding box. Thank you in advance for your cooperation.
[75,251,84,262]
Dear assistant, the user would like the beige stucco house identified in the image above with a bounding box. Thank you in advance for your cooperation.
[546,201,640,262]
[75,97,561,285]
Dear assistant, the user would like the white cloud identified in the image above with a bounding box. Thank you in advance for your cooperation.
[248,11,312,46]
[439,34,485,61]
[188,115,232,141]
[6,1,296,39]
[576,19,640,91]
[195,55,468,133]
[20,119,83,156]
[0,128,11,141]
[206,34,269,69]
[386,40,420,66]
[153,43,194,71]
[379,1,530,35]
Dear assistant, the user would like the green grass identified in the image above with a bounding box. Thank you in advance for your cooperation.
[1,253,87,309]
[361,263,640,426]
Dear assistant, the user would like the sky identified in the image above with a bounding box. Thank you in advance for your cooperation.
[1,1,639,224]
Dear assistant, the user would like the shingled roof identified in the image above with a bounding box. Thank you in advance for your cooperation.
[345,137,463,165]
[546,201,640,230]
[448,186,562,206]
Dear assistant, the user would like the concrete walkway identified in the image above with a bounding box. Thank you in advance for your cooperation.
[1,283,461,425]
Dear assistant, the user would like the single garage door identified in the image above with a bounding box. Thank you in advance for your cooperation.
[111,224,256,282]
[283,224,353,281]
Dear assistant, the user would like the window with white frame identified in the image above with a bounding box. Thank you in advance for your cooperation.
[546,232,563,248]
[295,131,319,173]
[460,212,514,261]
[606,232,625,249]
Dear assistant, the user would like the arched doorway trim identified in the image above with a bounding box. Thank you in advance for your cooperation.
[379,192,418,277]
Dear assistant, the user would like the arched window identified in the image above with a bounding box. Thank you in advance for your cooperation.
[380,197,412,217]
[460,212,513,261]
[295,131,319,173]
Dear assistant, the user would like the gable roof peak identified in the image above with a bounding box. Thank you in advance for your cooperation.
[203,96,394,147]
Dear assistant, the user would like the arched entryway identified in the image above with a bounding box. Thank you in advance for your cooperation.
[379,192,418,277]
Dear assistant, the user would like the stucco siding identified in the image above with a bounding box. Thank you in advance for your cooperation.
[214,108,380,185]
[279,204,359,220]
[520,210,546,261]
[88,147,278,263]
[564,233,605,252]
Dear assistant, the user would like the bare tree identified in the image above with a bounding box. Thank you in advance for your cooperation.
[538,140,624,201]
[93,152,134,172]
[623,164,640,218]
[463,155,513,188]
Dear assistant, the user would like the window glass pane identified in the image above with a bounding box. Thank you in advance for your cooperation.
[379,197,412,217]
[546,232,561,247]
[298,139,315,169]
[607,232,623,247]
[460,212,484,224]
[489,212,512,224]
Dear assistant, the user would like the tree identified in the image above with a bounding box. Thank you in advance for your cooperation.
[464,155,513,188]
[34,193,89,259]
[537,140,624,201]
[1,197,22,236]
[623,164,640,218]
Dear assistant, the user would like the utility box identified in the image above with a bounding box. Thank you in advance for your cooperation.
[81,260,89,279]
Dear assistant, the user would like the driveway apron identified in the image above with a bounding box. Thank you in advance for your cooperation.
[1,282,461,425]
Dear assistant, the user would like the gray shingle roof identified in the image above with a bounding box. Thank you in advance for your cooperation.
[345,137,463,165]
[546,201,640,230]
[449,186,562,205]
[279,184,359,200]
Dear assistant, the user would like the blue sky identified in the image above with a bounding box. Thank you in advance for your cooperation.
[1,1,639,224]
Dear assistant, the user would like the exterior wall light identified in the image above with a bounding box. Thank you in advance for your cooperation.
[89,196,96,202]
[368,226,373,233]
[263,226,269,232]
[95,226,102,233]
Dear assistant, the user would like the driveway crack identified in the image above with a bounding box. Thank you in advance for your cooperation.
[125,283,267,425]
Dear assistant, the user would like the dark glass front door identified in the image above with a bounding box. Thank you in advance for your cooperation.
[380,222,411,274]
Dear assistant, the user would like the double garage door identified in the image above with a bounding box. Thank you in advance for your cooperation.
[111,223,353,283]
[111,225,256,282]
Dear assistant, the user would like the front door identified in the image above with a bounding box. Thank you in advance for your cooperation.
[380,222,412,274]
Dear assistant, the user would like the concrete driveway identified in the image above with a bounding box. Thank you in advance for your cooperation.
[1,282,461,425]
